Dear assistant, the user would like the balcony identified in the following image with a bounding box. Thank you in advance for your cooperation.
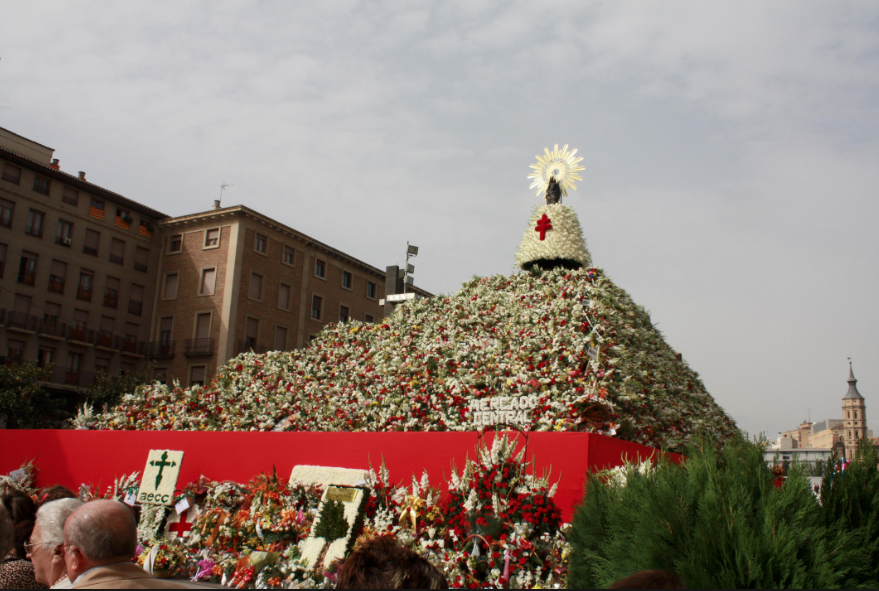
[103,293,118,308]
[6,311,39,333]
[48,276,65,294]
[147,341,176,359]
[238,339,268,355]
[18,272,36,286]
[76,286,92,302]
[83,246,97,256]
[1,172,20,184]
[54,235,72,247]
[37,319,67,339]
[134,261,148,273]
[48,366,96,389]
[25,225,43,238]
[94,331,119,350]
[128,300,143,316]
[109,254,124,265]
[184,338,215,357]
[121,338,146,357]
[67,327,96,345]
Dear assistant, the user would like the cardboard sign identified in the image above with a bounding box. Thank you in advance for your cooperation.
[138,450,184,506]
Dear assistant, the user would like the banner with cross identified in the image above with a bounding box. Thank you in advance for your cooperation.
[138,449,184,506]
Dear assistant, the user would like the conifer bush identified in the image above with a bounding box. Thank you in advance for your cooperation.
[567,436,876,589]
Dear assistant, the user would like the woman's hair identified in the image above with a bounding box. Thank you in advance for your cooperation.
[335,535,448,589]
[0,504,13,559]
[39,485,76,505]
[1,491,37,525]
[35,498,84,546]
[12,519,34,558]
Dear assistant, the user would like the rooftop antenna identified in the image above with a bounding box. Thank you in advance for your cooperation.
[220,182,232,200]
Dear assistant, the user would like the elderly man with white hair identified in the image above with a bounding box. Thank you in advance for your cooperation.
[63,500,184,589]
[26,498,83,588]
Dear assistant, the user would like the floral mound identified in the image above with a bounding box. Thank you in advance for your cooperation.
[77,267,737,452]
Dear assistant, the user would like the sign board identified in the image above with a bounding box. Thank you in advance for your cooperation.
[469,395,539,428]
[138,450,184,506]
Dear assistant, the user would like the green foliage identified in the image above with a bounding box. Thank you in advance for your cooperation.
[567,435,875,589]
[84,362,153,410]
[314,500,348,542]
[0,362,64,428]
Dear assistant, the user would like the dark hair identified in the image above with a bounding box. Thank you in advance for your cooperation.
[335,535,448,589]
[12,519,34,558]
[609,570,687,589]
[0,491,36,525]
[40,485,76,505]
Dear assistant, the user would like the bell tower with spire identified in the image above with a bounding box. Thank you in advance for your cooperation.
[842,359,867,458]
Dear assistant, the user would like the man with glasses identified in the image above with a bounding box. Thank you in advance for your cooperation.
[26,498,82,589]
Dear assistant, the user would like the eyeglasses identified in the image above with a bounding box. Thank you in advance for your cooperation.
[23,541,54,555]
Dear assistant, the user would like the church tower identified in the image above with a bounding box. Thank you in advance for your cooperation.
[842,360,867,459]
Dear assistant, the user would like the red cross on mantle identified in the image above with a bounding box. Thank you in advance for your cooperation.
[535,214,553,241]
[168,509,194,538]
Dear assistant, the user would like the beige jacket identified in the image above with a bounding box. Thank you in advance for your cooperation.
[72,563,187,589]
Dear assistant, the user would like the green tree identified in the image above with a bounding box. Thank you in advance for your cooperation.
[567,435,873,589]
[83,362,153,411]
[314,500,349,542]
[0,362,63,428]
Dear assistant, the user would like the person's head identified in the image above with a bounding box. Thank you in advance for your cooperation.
[609,570,687,589]
[335,535,448,589]
[40,486,76,505]
[0,504,13,559]
[28,498,83,586]
[13,519,34,557]
[1,490,37,525]
[63,500,137,581]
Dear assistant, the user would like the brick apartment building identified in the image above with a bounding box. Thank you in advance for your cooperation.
[0,127,429,391]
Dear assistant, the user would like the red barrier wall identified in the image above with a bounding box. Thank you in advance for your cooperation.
[1,430,664,521]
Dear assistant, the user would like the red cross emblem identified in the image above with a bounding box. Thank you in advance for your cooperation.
[168,508,194,538]
[535,214,553,241]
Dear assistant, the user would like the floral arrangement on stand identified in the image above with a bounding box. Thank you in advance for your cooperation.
[0,459,38,497]
[75,266,737,453]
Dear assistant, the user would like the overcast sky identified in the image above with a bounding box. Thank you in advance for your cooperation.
[2,1,878,439]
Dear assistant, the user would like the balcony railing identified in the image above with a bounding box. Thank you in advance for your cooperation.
[25,225,43,238]
[94,331,118,349]
[48,276,65,294]
[147,341,176,359]
[109,254,124,265]
[128,300,143,316]
[38,319,67,339]
[76,286,92,301]
[1,172,19,184]
[83,246,97,256]
[184,338,215,356]
[54,235,72,247]
[18,272,36,286]
[0,214,11,228]
[6,311,39,332]
[121,338,146,356]
[48,366,96,388]
[103,293,118,308]
[238,340,268,355]
[134,262,148,272]
[67,327,96,345]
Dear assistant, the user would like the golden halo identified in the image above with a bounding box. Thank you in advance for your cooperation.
[527,144,585,197]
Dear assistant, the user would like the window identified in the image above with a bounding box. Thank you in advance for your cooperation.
[104,277,120,308]
[77,271,93,301]
[1,163,21,184]
[315,259,326,278]
[342,271,352,289]
[83,229,100,256]
[0,198,13,227]
[7,339,25,363]
[62,186,79,206]
[95,357,110,374]
[38,347,54,369]
[159,317,174,344]
[88,198,104,220]
[129,284,144,315]
[365,313,375,323]
[154,368,168,384]
[68,352,83,374]
[309,334,317,343]
[200,268,217,295]
[72,309,88,330]
[274,326,288,351]
[204,228,220,247]
[339,305,350,323]
[18,251,37,285]
[249,272,263,300]
[195,312,211,341]
[99,315,115,336]
[56,219,73,245]
[33,175,50,195]
[367,281,377,299]
[26,209,44,237]
[311,295,322,320]
[278,283,291,309]
[134,246,149,272]
[168,234,183,253]
[109,238,125,264]
[254,233,267,253]
[163,273,179,299]
[283,245,295,265]
[48,260,67,294]
[245,317,259,348]
[0,243,5,278]
[190,366,206,387]
[115,208,131,229]
[13,294,32,315]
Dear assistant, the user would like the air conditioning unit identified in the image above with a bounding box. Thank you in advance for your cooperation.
[62,237,72,246]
